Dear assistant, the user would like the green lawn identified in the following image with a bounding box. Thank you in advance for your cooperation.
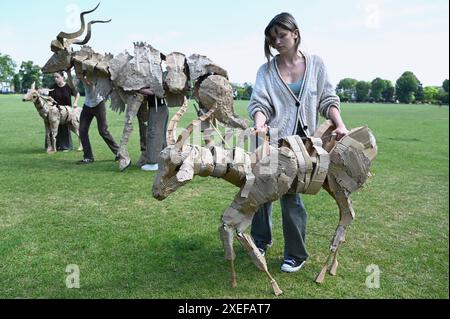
[0,94,448,298]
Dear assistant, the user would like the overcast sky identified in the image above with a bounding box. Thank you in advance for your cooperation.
[1,0,448,86]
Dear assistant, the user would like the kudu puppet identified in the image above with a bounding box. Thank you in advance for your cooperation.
[42,3,248,171]
[153,101,378,295]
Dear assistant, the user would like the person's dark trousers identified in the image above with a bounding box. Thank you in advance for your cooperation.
[137,102,148,153]
[146,102,169,164]
[251,193,309,263]
[79,101,119,160]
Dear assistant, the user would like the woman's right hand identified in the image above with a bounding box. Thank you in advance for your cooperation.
[254,111,268,135]
[255,111,268,135]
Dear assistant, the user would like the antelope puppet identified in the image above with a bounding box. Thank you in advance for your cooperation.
[153,104,378,295]
[42,3,248,171]
[22,83,83,153]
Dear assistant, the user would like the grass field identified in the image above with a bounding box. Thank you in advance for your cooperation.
[0,94,448,299]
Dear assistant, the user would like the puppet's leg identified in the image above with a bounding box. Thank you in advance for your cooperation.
[218,223,237,288]
[69,121,83,152]
[220,205,282,296]
[117,93,145,171]
[45,122,53,153]
[49,120,59,153]
[315,178,354,284]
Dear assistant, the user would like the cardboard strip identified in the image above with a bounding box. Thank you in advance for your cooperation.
[233,149,254,198]
[296,137,314,192]
[305,137,330,195]
[211,146,229,178]
[284,136,308,193]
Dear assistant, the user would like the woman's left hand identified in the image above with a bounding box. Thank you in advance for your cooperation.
[139,88,154,96]
[332,125,349,141]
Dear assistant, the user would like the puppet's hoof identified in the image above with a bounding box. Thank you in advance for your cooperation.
[271,280,283,296]
[119,158,131,172]
[329,259,338,276]
[315,266,328,284]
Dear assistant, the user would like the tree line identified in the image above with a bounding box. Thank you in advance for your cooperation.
[337,72,449,105]
[1,53,47,93]
[1,52,448,105]
[231,82,253,100]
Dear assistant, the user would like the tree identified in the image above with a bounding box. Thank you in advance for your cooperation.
[423,86,440,104]
[336,78,357,102]
[355,81,371,102]
[370,77,387,102]
[381,80,395,103]
[242,83,253,100]
[230,82,241,100]
[442,79,449,93]
[415,83,424,103]
[395,71,420,104]
[18,61,43,92]
[231,82,253,100]
[0,53,17,83]
[42,73,55,88]
[438,79,449,105]
[12,73,21,93]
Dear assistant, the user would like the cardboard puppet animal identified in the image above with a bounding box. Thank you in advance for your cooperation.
[153,112,377,296]
[22,83,83,153]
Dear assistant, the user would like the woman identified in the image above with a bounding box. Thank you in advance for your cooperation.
[248,12,349,273]
[46,71,80,151]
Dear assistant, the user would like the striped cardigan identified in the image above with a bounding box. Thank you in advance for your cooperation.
[248,51,340,139]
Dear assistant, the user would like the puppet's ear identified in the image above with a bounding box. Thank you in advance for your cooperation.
[176,160,194,182]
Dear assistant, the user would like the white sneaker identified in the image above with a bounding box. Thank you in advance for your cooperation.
[281,259,306,273]
[141,164,159,171]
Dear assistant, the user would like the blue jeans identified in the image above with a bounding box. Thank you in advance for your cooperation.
[251,193,309,262]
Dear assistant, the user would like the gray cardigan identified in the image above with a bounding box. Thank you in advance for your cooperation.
[248,51,340,139]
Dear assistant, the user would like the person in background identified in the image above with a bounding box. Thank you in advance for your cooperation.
[76,71,120,165]
[46,71,80,151]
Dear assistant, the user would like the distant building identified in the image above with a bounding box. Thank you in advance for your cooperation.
[0,81,14,94]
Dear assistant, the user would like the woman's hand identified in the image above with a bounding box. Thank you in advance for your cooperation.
[139,88,154,96]
[254,111,268,135]
[328,106,349,141]
[332,125,349,141]
[83,74,93,86]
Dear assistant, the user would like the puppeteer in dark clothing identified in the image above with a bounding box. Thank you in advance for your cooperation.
[45,84,76,150]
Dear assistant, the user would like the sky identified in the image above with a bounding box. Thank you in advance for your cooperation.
[1,0,448,87]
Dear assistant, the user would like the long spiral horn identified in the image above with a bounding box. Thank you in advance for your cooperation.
[56,2,101,43]
[73,19,112,45]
